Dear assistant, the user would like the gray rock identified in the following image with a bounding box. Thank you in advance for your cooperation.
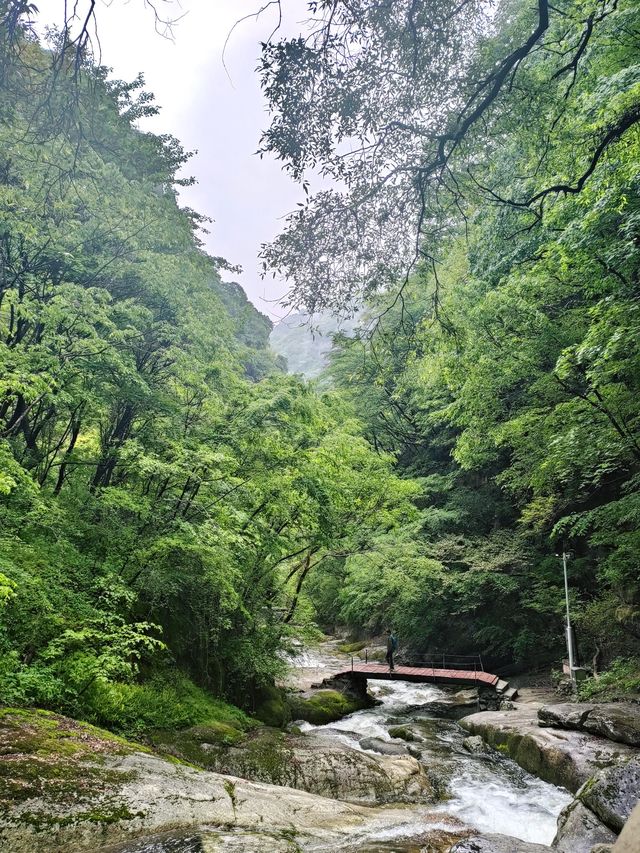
[579,757,640,833]
[538,703,594,730]
[609,801,640,852]
[102,831,301,853]
[450,833,551,852]
[463,735,490,754]
[199,831,307,852]
[552,799,617,853]
[460,706,637,792]
[359,737,409,756]
[583,705,640,747]
[589,847,614,853]
[204,730,432,804]
[538,703,640,748]
[0,749,455,853]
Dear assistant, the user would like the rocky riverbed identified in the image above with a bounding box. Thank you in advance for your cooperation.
[1,642,639,852]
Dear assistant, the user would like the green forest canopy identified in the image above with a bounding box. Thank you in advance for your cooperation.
[259,0,640,686]
[0,0,638,735]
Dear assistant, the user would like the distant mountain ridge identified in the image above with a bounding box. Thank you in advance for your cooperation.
[269,311,357,378]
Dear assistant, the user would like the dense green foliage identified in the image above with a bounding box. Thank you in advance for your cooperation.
[1,0,639,729]
[0,15,415,731]
[261,0,640,677]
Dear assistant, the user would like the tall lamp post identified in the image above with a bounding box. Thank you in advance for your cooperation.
[557,549,577,682]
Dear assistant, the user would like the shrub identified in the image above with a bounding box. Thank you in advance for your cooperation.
[578,658,640,702]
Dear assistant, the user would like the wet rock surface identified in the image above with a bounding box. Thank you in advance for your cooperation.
[98,830,300,853]
[415,689,481,720]
[578,756,640,833]
[462,735,492,755]
[538,702,640,747]
[552,799,617,853]
[450,833,552,852]
[460,705,637,792]
[358,736,409,756]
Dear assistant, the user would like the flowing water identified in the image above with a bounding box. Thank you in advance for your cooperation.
[107,645,572,853]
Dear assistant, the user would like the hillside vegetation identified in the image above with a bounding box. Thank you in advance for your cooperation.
[0,0,639,733]
[0,16,414,732]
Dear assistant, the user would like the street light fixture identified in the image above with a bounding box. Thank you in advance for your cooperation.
[556,548,577,683]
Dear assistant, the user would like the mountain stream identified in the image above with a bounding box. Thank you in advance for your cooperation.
[107,646,572,853]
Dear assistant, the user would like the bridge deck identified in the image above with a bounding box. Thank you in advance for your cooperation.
[335,662,499,688]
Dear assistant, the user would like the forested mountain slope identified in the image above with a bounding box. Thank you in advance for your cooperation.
[1,0,638,736]
[269,311,358,378]
[0,18,415,732]
[259,0,640,689]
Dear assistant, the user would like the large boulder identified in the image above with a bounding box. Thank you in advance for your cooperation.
[578,757,640,834]
[288,687,372,724]
[0,708,458,853]
[450,834,551,852]
[538,703,640,747]
[460,706,636,792]
[552,799,617,853]
[155,727,432,805]
[538,704,593,731]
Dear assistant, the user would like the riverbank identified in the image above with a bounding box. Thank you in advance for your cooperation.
[2,641,639,852]
[0,706,469,853]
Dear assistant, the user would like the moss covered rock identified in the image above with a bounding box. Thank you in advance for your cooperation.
[338,640,368,654]
[388,726,418,742]
[0,707,143,815]
[288,690,366,725]
[254,685,291,728]
[0,707,454,852]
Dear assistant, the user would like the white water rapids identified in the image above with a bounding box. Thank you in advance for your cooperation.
[300,677,570,844]
[108,645,572,852]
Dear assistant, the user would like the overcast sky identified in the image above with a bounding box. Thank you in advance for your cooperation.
[39,0,308,320]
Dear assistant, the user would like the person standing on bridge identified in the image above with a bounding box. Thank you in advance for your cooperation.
[385,629,398,671]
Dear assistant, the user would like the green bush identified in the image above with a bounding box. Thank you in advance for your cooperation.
[92,673,256,738]
[254,684,291,728]
[578,658,640,702]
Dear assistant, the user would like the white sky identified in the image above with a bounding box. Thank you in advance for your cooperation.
[38,0,308,319]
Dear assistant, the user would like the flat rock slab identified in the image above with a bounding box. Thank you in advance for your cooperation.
[460,705,637,792]
[450,833,551,852]
[538,703,640,747]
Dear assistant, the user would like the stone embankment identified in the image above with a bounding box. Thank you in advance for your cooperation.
[460,703,637,792]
